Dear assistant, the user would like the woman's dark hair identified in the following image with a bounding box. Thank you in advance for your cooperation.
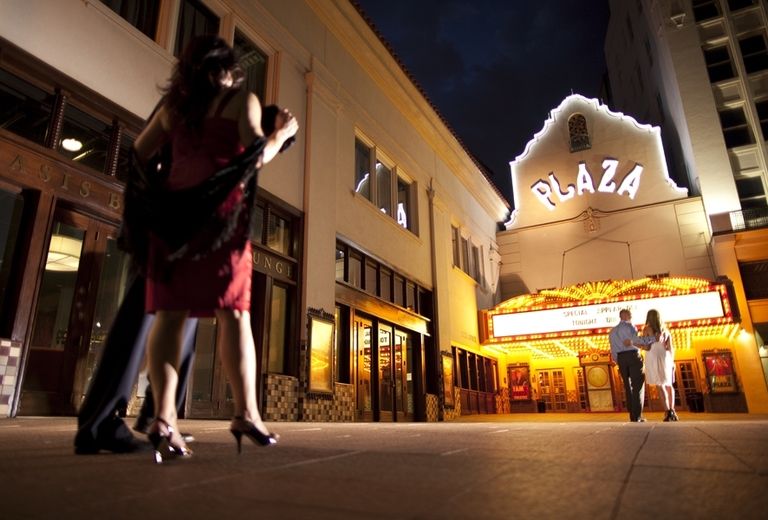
[645,309,663,335]
[163,35,243,129]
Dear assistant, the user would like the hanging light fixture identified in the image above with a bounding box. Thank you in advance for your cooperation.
[46,234,82,271]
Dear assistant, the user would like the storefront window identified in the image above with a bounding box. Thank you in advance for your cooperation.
[335,244,345,280]
[396,176,411,230]
[175,0,220,57]
[115,133,134,182]
[83,237,131,394]
[267,284,290,373]
[266,211,291,256]
[58,104,112,173]
[380,268,392,302]
[234,30,268,100]
[100,0,159,39]
[0,68,54,146]
[364,259,377,295]
[0,190,25,336]
[30,222,85,349]
[376,161,392,215]
[348,252,362,288]
[354,138,372,201]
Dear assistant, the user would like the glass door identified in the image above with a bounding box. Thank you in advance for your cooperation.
[394,329,413,421]
[354,316,373,421]
[20,209,126,415]
[539,369,567,411]
[378,323,393,421]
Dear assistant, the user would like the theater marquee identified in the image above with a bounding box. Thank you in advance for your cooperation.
[481,277,735,343]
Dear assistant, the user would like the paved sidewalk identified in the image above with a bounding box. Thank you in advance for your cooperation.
[0,414,766,519]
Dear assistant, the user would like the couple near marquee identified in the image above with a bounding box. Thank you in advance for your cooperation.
[609,308,678,422]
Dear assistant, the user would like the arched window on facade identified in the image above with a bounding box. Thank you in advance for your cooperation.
[568,113,591,152]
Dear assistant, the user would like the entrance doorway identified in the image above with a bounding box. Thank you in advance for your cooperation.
[353,315,413,421]
[20,208,128,415]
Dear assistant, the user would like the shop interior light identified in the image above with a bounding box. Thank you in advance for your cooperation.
[61,138,83,152]
[45,234,82,271]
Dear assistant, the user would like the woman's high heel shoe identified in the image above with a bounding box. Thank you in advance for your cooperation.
[148,418,192,464]
[230,416,279,454]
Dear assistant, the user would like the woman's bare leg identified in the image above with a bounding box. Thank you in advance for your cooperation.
[665,385,675,411]
[147,310,188,437]
[215,309,268,432]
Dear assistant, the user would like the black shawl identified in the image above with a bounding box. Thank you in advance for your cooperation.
[118,137,266,276]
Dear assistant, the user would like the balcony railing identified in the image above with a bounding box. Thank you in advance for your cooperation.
[729,207,768,232]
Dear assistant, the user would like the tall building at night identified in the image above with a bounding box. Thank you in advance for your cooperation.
[0,0,509,421]
[601,0,768,409]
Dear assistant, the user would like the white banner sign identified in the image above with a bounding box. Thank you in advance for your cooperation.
[491,290,725,338]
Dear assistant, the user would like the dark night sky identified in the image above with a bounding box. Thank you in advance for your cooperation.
[353,0,611,204]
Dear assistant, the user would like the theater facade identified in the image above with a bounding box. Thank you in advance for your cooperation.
[487,94,768,414]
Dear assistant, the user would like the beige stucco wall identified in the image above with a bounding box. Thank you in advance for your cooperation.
[1,0,509,358]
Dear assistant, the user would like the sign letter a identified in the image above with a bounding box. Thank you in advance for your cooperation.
[617,164,643,199]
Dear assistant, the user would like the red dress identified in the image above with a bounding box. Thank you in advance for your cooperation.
[145,115,252,317]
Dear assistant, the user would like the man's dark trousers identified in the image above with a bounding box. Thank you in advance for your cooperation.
[617,350,645,421]
[74,276,196,452]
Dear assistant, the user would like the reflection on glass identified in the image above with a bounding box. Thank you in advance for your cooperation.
[356,319,372,412]
[100,0,160,38]
[0,190,25,336]
[0,68,54,146]
[175,0,220,57]
[354,139,371,200]
[335,245,345,280]
[83,237,130,396]
[394,331,405,414]
[379,325,392,412]
[380,268,392,302]
[376,161,392,214]
[250,203,264,243]
[266,212,291,256]
[115,133,134,182]
[31,222,84,350]
[267,284,288,373]
[234,30,268,99]
[348,253,361,288]
[309,316,333,392]
[397,176,410,229]
[191,318,217,401]
[58,104,112,173]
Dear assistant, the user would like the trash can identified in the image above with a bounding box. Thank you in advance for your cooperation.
[686,391,704,413]
[537,400,547,413]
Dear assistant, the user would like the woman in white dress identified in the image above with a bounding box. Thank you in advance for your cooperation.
[640,309,678,421]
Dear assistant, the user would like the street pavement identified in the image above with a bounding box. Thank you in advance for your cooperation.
[0,413,766,519]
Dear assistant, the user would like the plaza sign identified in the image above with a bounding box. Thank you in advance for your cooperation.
[531,158,643,210]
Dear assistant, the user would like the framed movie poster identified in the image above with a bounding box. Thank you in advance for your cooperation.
[507,364,531,400]
[308,309,335,394]
[703,351,737,393]
[442,352,455,408]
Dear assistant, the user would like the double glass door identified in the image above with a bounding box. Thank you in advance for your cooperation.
[20,208,129,415]
[354,315,412,421]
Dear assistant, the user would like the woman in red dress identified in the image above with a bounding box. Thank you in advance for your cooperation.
[133,35,298,462]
